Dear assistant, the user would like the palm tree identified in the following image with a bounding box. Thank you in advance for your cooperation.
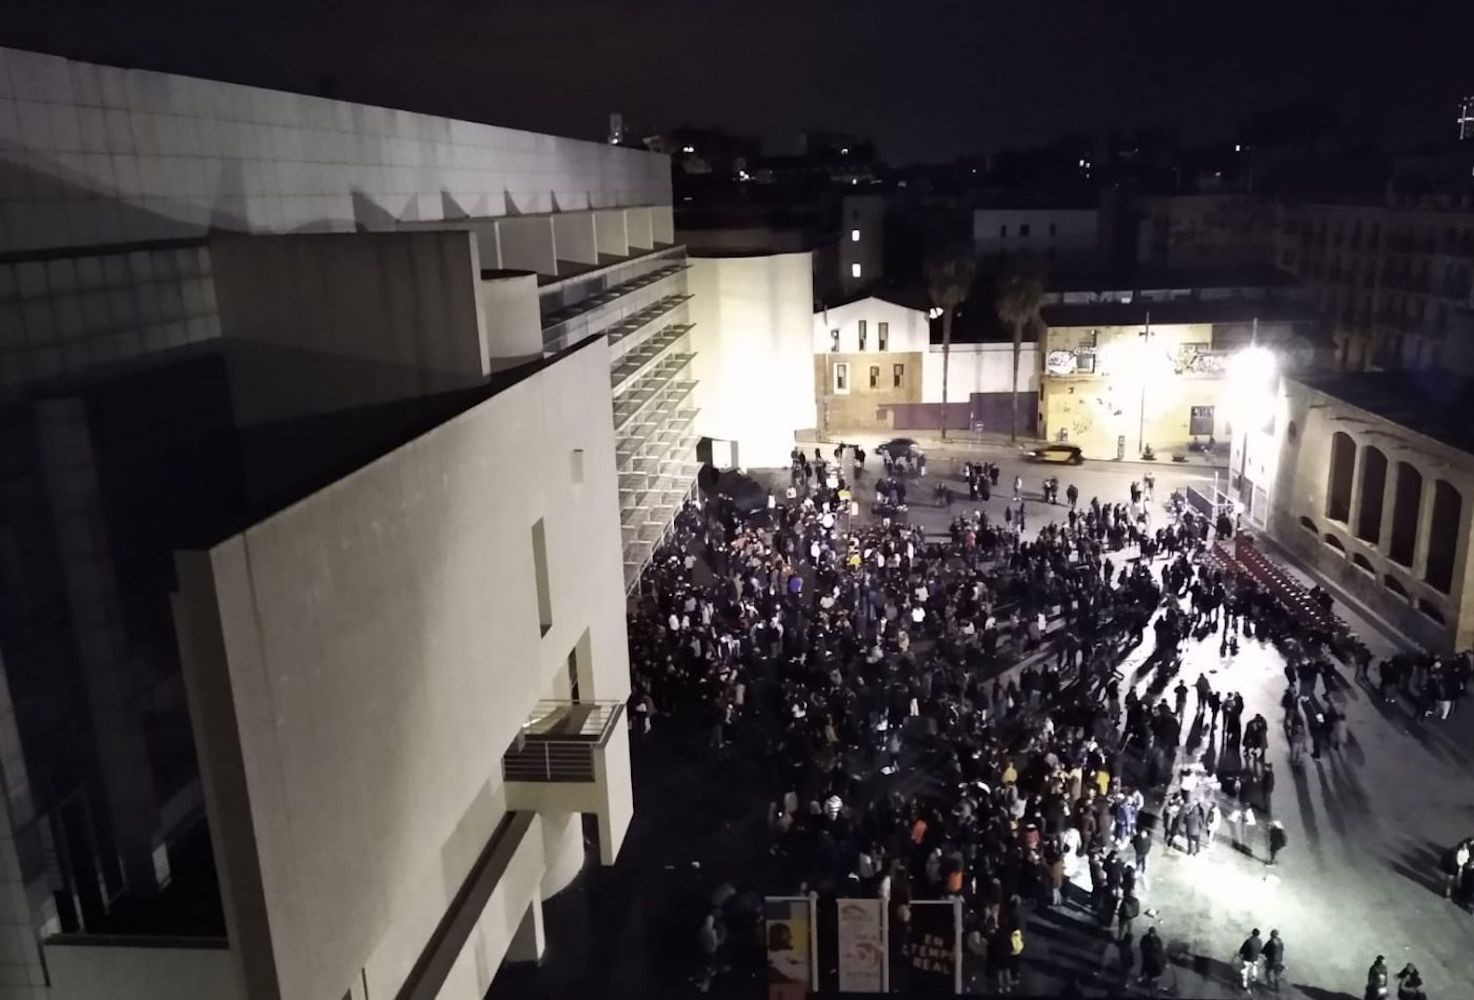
[925,254,977,441]
[995,272,1044,442]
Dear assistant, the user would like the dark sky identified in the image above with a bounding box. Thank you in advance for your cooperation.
[5,0,1473,162]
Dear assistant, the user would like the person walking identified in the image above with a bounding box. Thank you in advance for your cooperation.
[1117,890,1141,941]
[1267,820,1287,866]
[1365,955,1390,1000]
[1183,801,1205,856]
[1237,928,1263,991]
[1261,929,1285,991]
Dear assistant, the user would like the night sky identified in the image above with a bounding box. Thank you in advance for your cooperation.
[5,0,1473,162]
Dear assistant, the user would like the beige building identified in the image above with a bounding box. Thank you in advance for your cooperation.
[1037,300,1312,460]
[1245,372,1474,650]
[811,292,1038,436]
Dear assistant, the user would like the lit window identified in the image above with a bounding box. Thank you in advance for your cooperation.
[878,322,889,351]
[851,229,861,242]
[851,263,862,279]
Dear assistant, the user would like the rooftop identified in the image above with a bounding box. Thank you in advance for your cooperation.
[1042,298,1320,328]
[1292,369,1474,456]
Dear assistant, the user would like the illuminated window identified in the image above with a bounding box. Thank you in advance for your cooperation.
[851,229,861,242]
[878,322,888,351]
[858,320,867,351]
[834,363,849,393]
[851,263,862,279]
[893,363,904,388]
[869,365,880,388]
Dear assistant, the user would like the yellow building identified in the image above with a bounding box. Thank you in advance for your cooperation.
[1037,301,1314,460]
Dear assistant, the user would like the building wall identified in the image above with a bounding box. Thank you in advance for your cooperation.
[813,296,929,354]
[1137,195,1277,270]
[1262,380,1474,650]
[44,940,241,1000]
[0,45,671,395]
[688,253,816,467]
[812,351,924,431]
[211,231,490,426]
[171,340,630,1000]
[974,208,1099,263]
[839,195,885,292]
[1040,322,1228,458]
[0,46,669,256]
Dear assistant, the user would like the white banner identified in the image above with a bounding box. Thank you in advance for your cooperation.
[836,897,885,993]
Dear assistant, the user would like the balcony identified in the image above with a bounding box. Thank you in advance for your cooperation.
[502,701,632,865]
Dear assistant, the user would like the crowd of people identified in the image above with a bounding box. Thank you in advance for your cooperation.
[625,446,1465,996]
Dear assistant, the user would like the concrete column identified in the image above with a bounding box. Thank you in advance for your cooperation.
[1411,467,1438,578]
[1377,457,1400,553]
[1346,440,1366,537]
[1449,488,1474,648]
[505,899,546,964]
[539,811,584,899]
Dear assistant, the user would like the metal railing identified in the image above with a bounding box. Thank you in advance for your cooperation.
[501,701,624,783]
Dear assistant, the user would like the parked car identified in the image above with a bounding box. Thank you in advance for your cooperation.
[876,437,922,459]
[1026,443,1084,465]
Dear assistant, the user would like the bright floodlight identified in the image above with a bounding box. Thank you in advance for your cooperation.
[1229,345,1277,388]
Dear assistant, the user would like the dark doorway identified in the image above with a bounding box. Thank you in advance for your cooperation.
[1325,432,1355,522]
[1425,480,1463,593]
[1389,462,1423,566]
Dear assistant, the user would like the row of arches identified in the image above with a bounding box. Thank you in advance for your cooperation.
[1325,431,1463,594]
[1300,515,1449,625]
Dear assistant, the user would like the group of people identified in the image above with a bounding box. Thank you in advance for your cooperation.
[626,450,1451,996]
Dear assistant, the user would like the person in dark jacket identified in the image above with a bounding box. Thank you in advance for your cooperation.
[1262,929,1285,991]
[1238,928,1263,990]
[1267,820,1288,865]
[1139,927,1166,989]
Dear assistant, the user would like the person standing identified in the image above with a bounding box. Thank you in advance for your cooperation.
[1238,928,1263,991]
[1261,929,1285,991]
[1366,955,1390,1000]
[1267,820,1287,866]
[1183,801,1205,856]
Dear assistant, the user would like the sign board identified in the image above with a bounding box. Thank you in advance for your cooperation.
[836,898,885,992]
[766,896,815,999]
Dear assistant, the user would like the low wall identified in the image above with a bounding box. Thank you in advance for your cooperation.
[881,393,1038,435]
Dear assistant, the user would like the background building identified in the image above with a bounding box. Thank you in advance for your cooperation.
[973,207,1101,268]
[811,289,1038,436]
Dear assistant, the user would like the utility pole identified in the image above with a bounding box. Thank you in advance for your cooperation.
[1137,310,1152,458]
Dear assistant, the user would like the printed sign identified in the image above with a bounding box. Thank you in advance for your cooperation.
[766,897,813,1000]
[836,898,885,992]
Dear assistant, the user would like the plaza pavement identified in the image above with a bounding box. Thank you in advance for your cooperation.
[493,446,1474,999]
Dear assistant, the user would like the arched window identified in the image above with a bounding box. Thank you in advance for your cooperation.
[1418,600,1446,625]
[1326,432,1355,522]
[1351,553,1374,574]
[1425,480,1462,593]
[1355,446,1387,543]
[1383,574,1410,600]
[1323,534,1346,555]
[1298,516,1317,533]
[1389,462,1423,566]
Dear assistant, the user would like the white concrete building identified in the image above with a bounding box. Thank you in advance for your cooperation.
[0,44,751,1000]
[973,208,1100,266]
